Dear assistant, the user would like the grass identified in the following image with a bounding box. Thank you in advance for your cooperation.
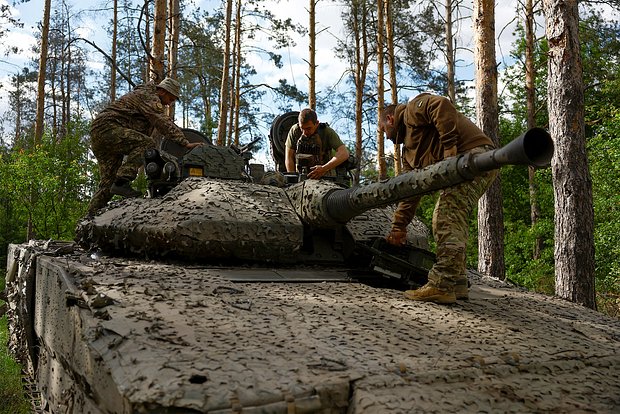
[0,314,31,414]
[1,271,32,414]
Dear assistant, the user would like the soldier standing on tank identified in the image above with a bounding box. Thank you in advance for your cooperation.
[285,108,349,179]
[379,93,498,304]
[86,77,202,216]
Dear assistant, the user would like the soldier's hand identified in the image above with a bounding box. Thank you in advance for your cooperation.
[386,229,407,246]
[185,142,204,149]
[308,164,327,179]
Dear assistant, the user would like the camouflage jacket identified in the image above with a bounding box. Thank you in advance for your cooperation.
[92,83,189,147]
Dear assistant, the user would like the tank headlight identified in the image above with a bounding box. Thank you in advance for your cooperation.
[144,148,159,162]
[145,162,161,178]
[163,162,177,180]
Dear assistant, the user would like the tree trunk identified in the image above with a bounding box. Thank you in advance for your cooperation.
[445,0,456,102]
[150,0,167,82]
[384,0,401,175]
[227,1,239,147]
[50,60,58,138]
[62,9,71,140]
[216,0,233,146]
[376,0,386,180]
[308,0,317,109]
[350,0,369,185]
[542,0,595,308]
[525,0,543,260]
[474,0,505,280]
[111,0,118,101]
[34,0,51,146]
[233,0,242,146]
[13,75,23,145]
[167,0,180,118]
[143,3,151,83]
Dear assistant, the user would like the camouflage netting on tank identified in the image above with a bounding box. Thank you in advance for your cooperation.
[8,242,620,413]
[76,178,304,263]
[75,176,431,267]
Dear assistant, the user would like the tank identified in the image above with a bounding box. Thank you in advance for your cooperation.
[6,122,620,413]
[74,125,553,289]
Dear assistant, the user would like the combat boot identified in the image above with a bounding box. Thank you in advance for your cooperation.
[404,283,456,304]
[111,182,142,198]
[455,279,469,300]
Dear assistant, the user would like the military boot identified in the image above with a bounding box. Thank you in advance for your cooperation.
[111,182,142,198]
[455,278,469,301]
[404,283,456,304]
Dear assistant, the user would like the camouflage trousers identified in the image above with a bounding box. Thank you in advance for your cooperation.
[87,122,156,215]
[429,147,498,289]
[396,146,498,288]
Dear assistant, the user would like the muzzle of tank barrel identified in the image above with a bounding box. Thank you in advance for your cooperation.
[307,127,553,227]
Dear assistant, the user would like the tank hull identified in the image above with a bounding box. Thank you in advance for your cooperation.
[76,177,431,270]
[6,241,620,413]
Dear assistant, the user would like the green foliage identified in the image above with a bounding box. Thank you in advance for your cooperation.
[0,121,94,265]
[503,218,555,293]
[588,107,620,315]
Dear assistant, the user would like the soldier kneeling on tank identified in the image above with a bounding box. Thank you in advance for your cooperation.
[285,108,350,181]
[87,77,203,216]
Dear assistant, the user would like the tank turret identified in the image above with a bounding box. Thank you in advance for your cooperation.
[75,125,552,288]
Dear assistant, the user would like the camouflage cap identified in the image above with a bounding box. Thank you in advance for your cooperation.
[156,77,181,99]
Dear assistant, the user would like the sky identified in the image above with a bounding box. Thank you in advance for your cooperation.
[0,0,533,165]
[2,0,610,164]
[0,0,529,102]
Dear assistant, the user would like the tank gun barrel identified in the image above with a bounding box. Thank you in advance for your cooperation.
[288,128,553,227]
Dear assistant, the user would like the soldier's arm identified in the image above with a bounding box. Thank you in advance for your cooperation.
[141,98,190,147]
[308,144,349,179]
[327,128,348,168]
[285,147,296,172]
[285,126,298,172]
[308,126,348,179]
[386,161,420,246]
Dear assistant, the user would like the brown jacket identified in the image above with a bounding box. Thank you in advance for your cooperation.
[391,94,494,231]
[394,93,493,170]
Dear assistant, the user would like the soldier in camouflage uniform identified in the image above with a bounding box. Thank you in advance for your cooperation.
[285,108,349,179]
[87,78,202,215]
[380,93,498,304]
